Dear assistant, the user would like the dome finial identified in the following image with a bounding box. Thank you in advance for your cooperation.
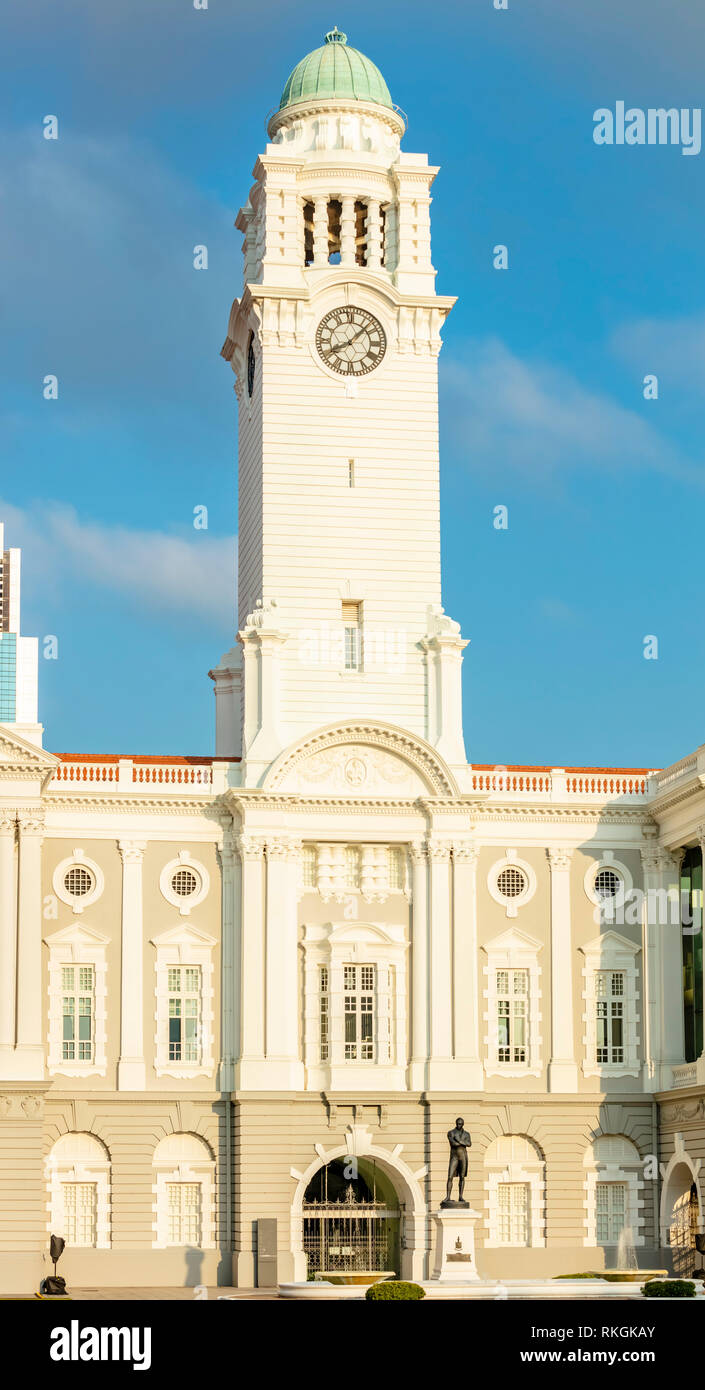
[325,26,347,44]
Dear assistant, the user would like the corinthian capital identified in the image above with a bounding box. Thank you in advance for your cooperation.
[427,838,452,862]
[452,842,478,866]
[17,810,45,838]
[547,847,572,872]
[118,839,147,865]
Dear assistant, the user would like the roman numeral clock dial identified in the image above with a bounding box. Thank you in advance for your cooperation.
[316,305,387,376]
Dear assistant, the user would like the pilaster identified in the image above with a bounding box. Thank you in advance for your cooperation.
[546,847,578,1092]
[13,811,45,1080]
[117,839,147,1091]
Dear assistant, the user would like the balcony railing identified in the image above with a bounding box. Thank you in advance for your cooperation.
[469,766,654,802]
[52,756,215,790]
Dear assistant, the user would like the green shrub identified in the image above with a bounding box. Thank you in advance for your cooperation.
[642,1279,696,1299]
[365,1280,426,1301]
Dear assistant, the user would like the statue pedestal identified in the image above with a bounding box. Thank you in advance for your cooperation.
[430,1207,481,1282]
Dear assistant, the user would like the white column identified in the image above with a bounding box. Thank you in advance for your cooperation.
[657,847,685,1086]
[547,847,578,1092]
[14,812,45,1078]
[409,841,428,1090]
[0,815,16,1055]
[340,195,356,266]
[427,838,453,1089]
[312,196,329,265]
[452,843,483,1088]
[117,839,147,1091]
[366,199,382,269]
[218,828,238,1093]
[264,837,304,1089]
[640,841,662,1091]
[237,835,265,1087]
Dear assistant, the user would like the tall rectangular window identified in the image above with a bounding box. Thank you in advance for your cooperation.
[62,1182,97,1247]
[319,966,329,1062]
[344,963,375,1061]
[168,966,201,1063]
[166,1183,201,1245]
[302,844,317,889]
[596,1182,626,1243]
[348,458,355,487]
[496,969,528,1063]
[497,1183,529,1245]
[595,971,625,1063]
[62,965,94,1062]
[342,601,361,671]
[388,846,405,890]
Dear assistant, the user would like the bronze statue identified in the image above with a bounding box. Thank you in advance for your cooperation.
[441,1116,472,1208]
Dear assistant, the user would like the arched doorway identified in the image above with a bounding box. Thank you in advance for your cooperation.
[302,1158,400,1278]
[661,1158,702,1277]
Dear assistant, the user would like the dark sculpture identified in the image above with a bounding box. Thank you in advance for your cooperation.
[441,1117,472,1208]
[41,1234,68,1297]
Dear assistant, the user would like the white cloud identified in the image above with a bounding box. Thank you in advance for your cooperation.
[610,313,705,392]
[441,337,702,483]
[0,500,236,629]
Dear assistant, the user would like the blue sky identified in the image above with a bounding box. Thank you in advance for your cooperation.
[3,0,704,766]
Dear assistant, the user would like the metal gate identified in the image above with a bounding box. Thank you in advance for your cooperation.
[303,1169,400,1276]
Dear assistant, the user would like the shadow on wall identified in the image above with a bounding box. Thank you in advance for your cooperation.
[184,1247,204,1286]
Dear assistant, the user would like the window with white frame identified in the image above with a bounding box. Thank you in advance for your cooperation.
[44,925,109,1077]
[167,1182,201,1245]
[302,844,318,889]
[485,1135,546,1248]
[482,929,543,1078]
[388,846,405,891]
[496,968,528,1064]
[596,1182,626,1244]
[150,926,216,1079]
[344,845,362,889]
[153,1133,215,1250]
[584,1135,644,1248]
[342,601,362,671]
[168,966,201,1063]
[62,964,94,1063]
[302,922,407,1082]
[580,932,640,1077]
[320,966,330,1061]
[46,1133,111,1249]
[498,1183,529,1244]
[62,1182,97,1246]
[344,963,375,1060]
[595,970,625,1064]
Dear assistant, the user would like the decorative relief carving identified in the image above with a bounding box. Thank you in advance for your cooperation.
[0,1092,45,1120]
[117,839,147,864]
[547,847,572,872]
[268,724,457,797]
[237,835,265,861]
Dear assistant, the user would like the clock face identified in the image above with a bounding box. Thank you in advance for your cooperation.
[316,306,386,376]
[247,333,256,397]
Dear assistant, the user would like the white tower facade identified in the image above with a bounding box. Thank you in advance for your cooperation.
[0,522,41,747]
[213,28,468,784]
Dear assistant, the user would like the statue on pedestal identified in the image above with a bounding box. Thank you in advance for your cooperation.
[441,1116,472,1208]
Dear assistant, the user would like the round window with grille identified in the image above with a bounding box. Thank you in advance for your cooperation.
[496,865,527,899]
[594,867,621,900]
[171,867,199,898]
[63,865,94,898]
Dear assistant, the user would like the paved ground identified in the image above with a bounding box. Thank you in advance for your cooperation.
[69,1286,277,1300]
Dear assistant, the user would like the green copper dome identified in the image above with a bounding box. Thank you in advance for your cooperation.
[278,28,393,112]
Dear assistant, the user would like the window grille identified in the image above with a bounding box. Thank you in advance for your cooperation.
[168,966,201,1063]
[64,865,93,897]
[496,968,528,1063]
[595,868,621,900]
[62,965,94,1062]
[497,865,527,899]
[171,867,198,897]
[344,963,375,1061]
[62,1182,97,1247]
[497,1182,529,1245]
[595,971,625,1063]
[166,1182,201,1246]
[596,1182,626,1244]
[341,601,361,670]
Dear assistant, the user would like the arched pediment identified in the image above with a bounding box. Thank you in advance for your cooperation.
[264,720,458,797]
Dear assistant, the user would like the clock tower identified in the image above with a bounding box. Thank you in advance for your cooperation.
[213,27,468,786]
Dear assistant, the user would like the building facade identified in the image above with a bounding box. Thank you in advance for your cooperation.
[1,29,704,1291]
